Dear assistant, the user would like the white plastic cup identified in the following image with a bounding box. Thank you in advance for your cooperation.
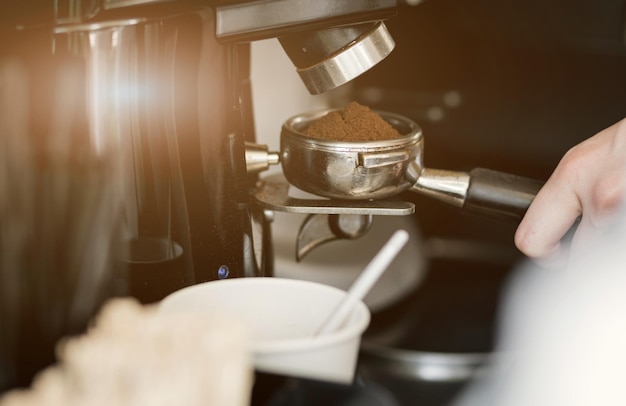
[159,277,370,384]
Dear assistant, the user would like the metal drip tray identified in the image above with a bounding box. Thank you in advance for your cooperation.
[359,346,489,383]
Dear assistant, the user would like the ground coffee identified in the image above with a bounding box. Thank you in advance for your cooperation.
[303,101,402,141]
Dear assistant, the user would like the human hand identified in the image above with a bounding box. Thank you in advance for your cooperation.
[515,118,626,265]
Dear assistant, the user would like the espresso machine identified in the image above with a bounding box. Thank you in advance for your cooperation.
[0,0,401,393]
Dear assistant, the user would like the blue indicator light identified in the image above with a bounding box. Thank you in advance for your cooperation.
[217,265,229,279]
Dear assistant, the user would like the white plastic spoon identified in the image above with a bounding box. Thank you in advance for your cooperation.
[316,229,410,336]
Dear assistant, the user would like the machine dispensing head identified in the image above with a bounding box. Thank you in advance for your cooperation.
[215,0,397,94]
[278,22,395,95]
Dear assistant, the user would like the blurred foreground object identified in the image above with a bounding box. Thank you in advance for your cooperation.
[455,199,626,405]
[0,298,253,406]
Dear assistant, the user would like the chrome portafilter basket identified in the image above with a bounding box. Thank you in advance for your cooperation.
[251,109,423,215]
[280,110,424,201]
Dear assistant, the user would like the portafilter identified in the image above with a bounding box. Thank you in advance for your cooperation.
[279,109,544,221]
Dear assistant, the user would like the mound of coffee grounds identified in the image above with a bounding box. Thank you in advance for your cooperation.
[303,101,402,141]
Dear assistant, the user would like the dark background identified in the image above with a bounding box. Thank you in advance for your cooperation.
[352,0,626,180]
[346,0,626,241]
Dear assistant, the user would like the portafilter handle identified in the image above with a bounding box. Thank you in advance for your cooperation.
[464,168,545,220]
[411,166,545,221]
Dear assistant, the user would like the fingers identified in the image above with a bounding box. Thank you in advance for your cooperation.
[514,141,586,260]
[515,178,582,264]
[515,118,626,263]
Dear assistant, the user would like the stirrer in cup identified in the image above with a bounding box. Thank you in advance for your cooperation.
[316,229,410,336]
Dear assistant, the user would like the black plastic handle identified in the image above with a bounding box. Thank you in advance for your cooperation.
[463,168,545,220]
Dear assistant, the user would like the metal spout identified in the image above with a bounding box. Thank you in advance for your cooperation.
[216,0,397,94]
[280,22,395,94]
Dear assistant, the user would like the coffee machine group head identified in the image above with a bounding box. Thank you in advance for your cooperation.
[214,1,396,94]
